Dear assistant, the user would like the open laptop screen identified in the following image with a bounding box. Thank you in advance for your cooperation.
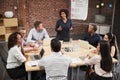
[30,48,45,60]
[40,48,45,57]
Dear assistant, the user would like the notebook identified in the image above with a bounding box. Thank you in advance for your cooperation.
[30,48,45,60]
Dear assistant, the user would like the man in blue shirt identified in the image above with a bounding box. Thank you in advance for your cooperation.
[80,23,102,72]
[82,23,102,47]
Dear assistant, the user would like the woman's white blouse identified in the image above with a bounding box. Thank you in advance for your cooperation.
[6,45,26,69]
[84,55,112,77]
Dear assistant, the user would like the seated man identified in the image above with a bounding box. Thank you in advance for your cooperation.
[80,23,102,71]
[27,21,49,44]
[38,39,72,80]
[81,23,102,47]
[18,27,38,53]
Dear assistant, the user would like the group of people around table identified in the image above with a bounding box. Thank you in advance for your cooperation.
[6,9,119,80]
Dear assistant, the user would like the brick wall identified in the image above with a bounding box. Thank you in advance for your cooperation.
[26,0,69,36]
[0,0,114,37]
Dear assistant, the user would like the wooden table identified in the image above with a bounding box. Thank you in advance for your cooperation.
[25,40,118,80]
[25,40,94,70]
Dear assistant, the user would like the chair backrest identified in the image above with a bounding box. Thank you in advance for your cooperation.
[47,76,67,80]
[112,63,120,80]
[0,41,11,80]
[0,41,8,66]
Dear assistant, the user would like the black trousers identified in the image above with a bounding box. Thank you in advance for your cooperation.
[7,63,27,79]
[89,72,112,80]
[31,70,46,80]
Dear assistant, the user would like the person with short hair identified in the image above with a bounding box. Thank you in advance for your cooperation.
[38,39,72,80]
[80,23,102,71]
[82,23,102,47]
[27,21,49,44]
[55,9,73,41]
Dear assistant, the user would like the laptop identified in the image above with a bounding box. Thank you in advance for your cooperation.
[30,48,45,60]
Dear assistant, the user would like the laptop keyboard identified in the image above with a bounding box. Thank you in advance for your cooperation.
[30,55,41,61]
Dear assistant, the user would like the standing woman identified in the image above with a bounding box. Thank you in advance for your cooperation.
[103,33,119,59]
[55,9,73,41]
[6,32,27,79]
[85,40,113,80]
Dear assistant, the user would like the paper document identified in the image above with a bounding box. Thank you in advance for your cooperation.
[26,61,38,67]
[24,47,33,51]
[72,58,82,63]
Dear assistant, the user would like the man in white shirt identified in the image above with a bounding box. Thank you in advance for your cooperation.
[38,39,72,80]
[27,21,49,44]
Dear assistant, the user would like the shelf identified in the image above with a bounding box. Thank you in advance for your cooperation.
[0,33,11,41]
[0,18,18,26]
[6,27,17,34]
[0,18,18,41]
[5,33,11,41]
[4,18,18,27]
[4,26,18,28]
[0,27,6,35]
[0,19,3,26]
[0,35,5,41]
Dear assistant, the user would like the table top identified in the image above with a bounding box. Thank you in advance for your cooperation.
[25,40,118,71]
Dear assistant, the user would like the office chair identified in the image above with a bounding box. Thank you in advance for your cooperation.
[47,76,67,80]
[0,42,26,80]
[112,62,120,80]
[0,41,9,80]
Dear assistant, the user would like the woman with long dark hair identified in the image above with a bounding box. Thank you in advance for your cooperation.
[6,32,27,79]
[84,40,113,80]
[104,33,119,59]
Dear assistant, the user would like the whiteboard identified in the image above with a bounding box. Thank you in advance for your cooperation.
[70,0,88,20]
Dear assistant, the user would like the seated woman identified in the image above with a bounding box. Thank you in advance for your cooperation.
[84,40,113,80]
[103,33,119,59]
[6,32,27,79]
